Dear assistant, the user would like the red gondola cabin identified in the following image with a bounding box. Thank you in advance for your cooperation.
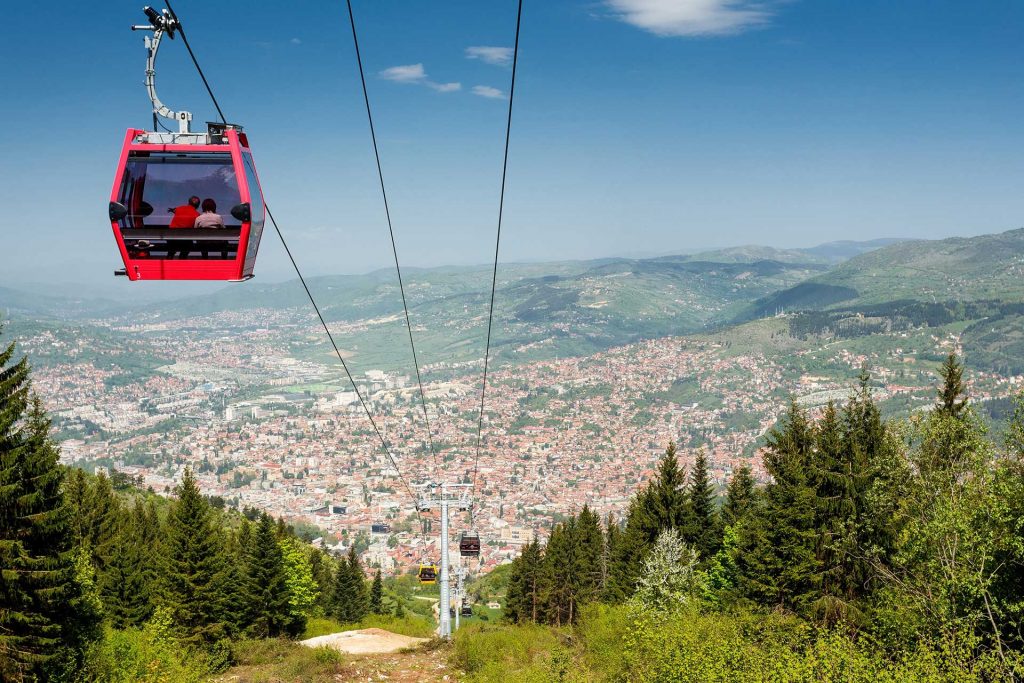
[109,123,265,281]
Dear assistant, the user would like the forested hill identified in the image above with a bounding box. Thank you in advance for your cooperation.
[750,227,1024,314]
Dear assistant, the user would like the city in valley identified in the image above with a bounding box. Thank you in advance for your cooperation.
[15,295,1023,577]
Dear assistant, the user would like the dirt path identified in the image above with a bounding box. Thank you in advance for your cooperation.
[304,629,455,682]
[335,646,454,683]
[301,628,428,655]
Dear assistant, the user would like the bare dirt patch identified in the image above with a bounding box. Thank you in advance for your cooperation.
[301,628,429,655]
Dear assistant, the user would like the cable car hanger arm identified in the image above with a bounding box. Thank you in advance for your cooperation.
[132,7,192,134]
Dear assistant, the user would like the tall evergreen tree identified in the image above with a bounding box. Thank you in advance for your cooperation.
[332,547,368,623]
[686,449,721,561]
[308,546,334,613]
[244,513,293,638]
[602,515,622,602]
[573,506,605,612]
[132,498,161,608]
[1,334,97,682]
[722,465,756,529]
[63,467,90,545]
[370,569,384,615]
[609,443,689,599]
[736,400,818,614]
[809,401,868,626]
[506,537,545,623]
[99,509,152,629]
[160,468,229,646]
[543,520,574,626]
[216,524,249,636]
[649,442,689,533]
[606,496,647,602]
[86,471,119,579]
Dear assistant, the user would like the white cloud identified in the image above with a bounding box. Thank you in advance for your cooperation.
[465,46,513,66]
[290,37,302,45]
[605,0,773,37]
[472,85,505,99]
[379,64,461,93]
[380,63,428,83]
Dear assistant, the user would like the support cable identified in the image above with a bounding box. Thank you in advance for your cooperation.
[161,0,424,527]
[344,0,442,477]
[164,0,227,125]
[470,0,524,510]
[264,202,422,507]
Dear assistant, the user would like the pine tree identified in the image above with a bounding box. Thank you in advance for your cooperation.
[332,547,368,623]
[568,506,605,621]
[160,468,230,646]
[217,525,249,636]
[686,449,721,561]
[99,508,152,628]
[608,443,689,600]
[370,569,384,615]
[602,515,622,602]
[722,465,756,529]
[63,467,90,545]
[133,497,161,609]
[809,401,867,626]
[649,442,689,532]
[506,537,545,623]
[86,471,120,579]
[244,513,293,638]
[505,552,526,623]
[937,352,968,419]
[736,400,818,614]
[308,546,334,613]
[347,546,369,622]
[1,342,97,682]
[543,520,573,626]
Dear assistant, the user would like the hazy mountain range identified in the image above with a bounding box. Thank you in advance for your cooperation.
[4,231,1023,373]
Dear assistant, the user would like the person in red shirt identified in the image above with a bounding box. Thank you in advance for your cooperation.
[167,196,200,258]
[169,196,201,228]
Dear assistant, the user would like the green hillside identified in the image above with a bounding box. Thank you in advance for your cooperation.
[752,228,1024,314]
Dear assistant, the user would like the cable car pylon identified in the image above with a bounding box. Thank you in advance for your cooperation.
[415,481,472,639]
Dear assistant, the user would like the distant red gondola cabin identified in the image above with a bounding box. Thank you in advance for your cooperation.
[109,124,265,281]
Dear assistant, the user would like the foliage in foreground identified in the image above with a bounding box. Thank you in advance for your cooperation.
[455,603,1022,682]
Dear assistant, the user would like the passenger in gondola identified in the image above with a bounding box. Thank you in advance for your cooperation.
[169,196,201,227]
[194,198,227,258]
[167,195,200,259]
[194,198,224,228]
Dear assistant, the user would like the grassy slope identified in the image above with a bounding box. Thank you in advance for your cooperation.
[752,228,1024,314]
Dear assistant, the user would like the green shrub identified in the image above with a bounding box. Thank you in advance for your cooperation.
[451,623,562,682]
[575,603,628,681]
[303,616,346,639]
[616,606,1022,683]
[80,626,213,682]
[229,638,349,680]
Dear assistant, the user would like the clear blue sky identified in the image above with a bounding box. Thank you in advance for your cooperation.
[2,0,1024,285]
